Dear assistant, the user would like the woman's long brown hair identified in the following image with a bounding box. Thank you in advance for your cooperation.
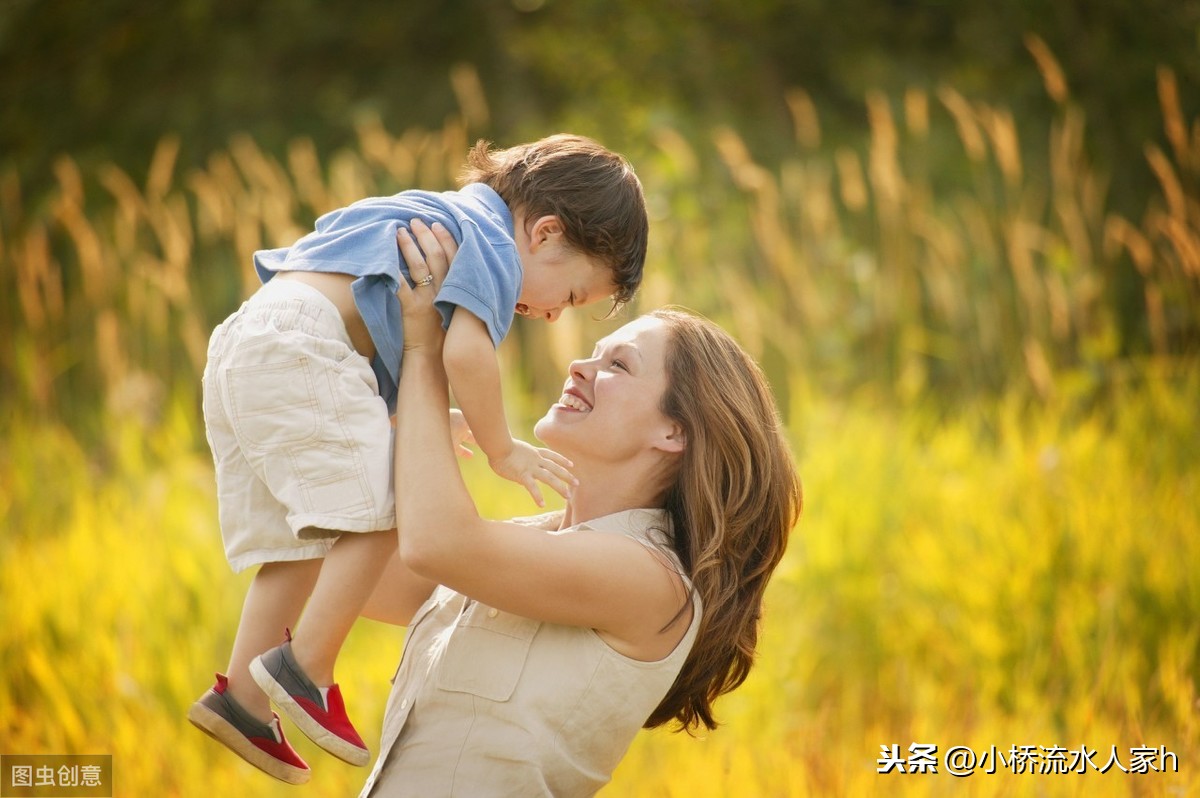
[644,308,803,732]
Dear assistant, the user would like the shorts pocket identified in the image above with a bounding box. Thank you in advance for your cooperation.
[291,441,373,527]
[437,603,540,702]
[227,355,321,449]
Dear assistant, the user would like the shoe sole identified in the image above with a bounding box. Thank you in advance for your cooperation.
[250,656,370,767]
[188,701,311,784]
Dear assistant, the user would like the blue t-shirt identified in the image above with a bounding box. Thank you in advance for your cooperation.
[253,183,522,413]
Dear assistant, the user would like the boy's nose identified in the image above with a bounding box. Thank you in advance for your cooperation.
[544,307,563,322]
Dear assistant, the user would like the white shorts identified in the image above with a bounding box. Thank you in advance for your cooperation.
[202,278,395,573]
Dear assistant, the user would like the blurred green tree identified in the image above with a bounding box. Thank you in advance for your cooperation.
[1,0,1195,211]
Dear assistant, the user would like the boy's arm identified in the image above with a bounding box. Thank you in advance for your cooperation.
[442,307,513,461]
[442,307,576,506]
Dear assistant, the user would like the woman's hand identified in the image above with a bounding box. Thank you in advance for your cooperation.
[396,219,458,352]
[449,408,476,458]
[396,221,474,457]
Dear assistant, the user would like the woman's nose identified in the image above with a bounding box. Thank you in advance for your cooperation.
[544,307,563,322]
[569,357,593,381]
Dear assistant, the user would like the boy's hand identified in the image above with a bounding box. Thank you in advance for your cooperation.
[449,409,475,458]
[489,439,577,507]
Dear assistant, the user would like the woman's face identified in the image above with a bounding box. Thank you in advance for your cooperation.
[534,315,682,462]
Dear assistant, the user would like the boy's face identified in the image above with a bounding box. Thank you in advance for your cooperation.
[515,215,617,322]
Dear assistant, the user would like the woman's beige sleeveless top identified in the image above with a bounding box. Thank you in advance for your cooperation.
[360,508,702,797]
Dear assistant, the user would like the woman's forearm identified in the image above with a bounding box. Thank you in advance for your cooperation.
[394,346,480,573]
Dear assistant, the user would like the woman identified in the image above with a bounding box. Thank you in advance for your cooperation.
[359,223,801,796]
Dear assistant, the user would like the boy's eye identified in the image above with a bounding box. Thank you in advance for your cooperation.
[611,359,627,371]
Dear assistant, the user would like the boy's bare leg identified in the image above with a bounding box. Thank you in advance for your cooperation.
[225,558,323,721]
[289,528,397,685]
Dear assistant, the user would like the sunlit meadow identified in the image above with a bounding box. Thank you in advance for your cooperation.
[2,49,1197,796]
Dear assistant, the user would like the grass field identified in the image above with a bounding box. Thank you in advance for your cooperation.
[2,377,1197,796]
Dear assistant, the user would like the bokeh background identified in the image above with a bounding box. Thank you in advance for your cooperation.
[2,2,1198,796]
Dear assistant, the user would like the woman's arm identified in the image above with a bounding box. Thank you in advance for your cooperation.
[358,548,438,626]
[394,223,690,659]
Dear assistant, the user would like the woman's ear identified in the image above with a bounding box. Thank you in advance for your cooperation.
[655,423,687,454]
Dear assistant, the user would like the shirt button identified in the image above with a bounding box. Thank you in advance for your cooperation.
[400,699,408,710]
[487,608,499,618]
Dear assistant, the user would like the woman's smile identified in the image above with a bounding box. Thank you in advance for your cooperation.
[553,385,592,413]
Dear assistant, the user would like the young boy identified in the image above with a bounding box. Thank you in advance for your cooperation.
[188,134,648,783]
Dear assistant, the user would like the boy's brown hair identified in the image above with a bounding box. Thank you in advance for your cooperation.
[459,134,648,310]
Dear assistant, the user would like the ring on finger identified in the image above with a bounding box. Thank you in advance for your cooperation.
[415,274,434,287]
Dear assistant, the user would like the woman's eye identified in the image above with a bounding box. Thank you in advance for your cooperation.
[611,359,627,371]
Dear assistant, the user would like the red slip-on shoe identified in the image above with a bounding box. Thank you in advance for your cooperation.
[250,639,369,766]
[188,673,311,784]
